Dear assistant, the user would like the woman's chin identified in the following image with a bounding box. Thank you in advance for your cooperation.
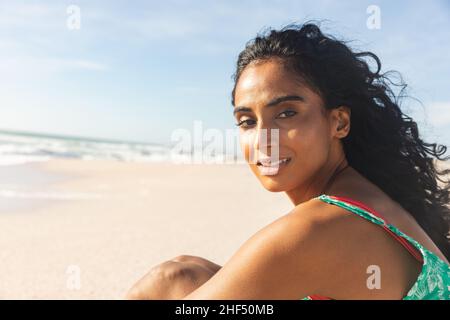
[248,163,297,192]
[259,177,290,192]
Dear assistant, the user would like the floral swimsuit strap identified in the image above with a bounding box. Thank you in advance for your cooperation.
[301,194,450,300]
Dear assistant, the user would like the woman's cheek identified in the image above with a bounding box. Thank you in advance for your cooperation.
[240,128,257,164]
[287,127,298,139]
[286,125,324,166]
[286,127,304,147]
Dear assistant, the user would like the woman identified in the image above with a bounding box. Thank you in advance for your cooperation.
[126,23,450,300]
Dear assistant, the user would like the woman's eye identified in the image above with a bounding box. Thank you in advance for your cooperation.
[277,110,297,118]
[235,110,297,128]
[235,119,256,128]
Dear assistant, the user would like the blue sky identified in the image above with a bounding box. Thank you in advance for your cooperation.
[0,0,449,147]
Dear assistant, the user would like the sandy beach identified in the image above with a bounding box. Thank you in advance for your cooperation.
[0,159,292,299]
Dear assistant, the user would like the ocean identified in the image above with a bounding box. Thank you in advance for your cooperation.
[0,129,244,210]
[0,129,243,166]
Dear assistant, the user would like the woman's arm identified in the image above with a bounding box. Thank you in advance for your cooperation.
[127,200,337,300]
[182,202,335,299]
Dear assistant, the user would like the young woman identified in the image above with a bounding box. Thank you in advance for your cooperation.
[126,23,450,300]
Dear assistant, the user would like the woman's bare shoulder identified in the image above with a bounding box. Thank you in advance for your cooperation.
[182,198,354,299]
[297,195,426,299]
[283,196,358,238]
[185,196,416,299]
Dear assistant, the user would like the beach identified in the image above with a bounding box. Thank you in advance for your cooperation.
[0,159,292,299]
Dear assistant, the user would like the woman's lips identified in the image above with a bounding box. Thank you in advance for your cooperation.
[256,157,291,176]
[257,157,291,166]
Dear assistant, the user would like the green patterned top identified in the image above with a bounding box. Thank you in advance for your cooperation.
[301,194,450,300]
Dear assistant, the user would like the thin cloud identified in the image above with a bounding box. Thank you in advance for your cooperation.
[0,2,61,29]
[0,57,108,85]
[67,59,108,71]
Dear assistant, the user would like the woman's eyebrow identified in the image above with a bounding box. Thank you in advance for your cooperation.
[233,94,304,115]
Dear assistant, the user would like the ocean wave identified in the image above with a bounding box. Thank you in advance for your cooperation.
[0,130,244,166]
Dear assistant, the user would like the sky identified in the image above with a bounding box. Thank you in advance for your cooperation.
[0,0,449,147]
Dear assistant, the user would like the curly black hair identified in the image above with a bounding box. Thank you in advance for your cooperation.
[231,22,450,261]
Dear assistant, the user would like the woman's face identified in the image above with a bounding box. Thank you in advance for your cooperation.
[233,58,342,194]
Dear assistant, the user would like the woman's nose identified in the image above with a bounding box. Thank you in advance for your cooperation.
[252,126,280,161]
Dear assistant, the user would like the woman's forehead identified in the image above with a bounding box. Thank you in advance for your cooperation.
[235,62,316,107]
[238,60,295,87]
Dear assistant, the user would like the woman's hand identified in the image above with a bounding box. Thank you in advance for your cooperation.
[125,255,222,300]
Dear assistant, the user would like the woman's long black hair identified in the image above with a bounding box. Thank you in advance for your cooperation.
[231,22,450,261]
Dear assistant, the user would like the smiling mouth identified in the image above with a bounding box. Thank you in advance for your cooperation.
[256,157,291,167]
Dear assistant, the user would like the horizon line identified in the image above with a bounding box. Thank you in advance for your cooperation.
[0,128,165,147]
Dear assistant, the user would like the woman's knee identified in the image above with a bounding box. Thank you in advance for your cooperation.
[155,261,199,281]
[125,261,199,300]
[171,255,222,273]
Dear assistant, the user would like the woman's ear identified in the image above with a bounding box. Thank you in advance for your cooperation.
[332,106,351,139]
